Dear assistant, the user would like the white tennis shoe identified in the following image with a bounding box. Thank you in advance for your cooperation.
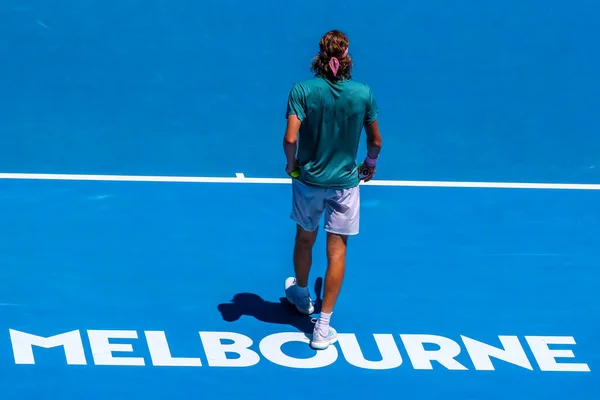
[310,323,338,350]
[284,277,314,315]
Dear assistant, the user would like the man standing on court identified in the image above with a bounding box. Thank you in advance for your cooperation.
[282,30,383,350]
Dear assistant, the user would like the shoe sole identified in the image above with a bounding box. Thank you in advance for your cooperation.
[309,336,338,350]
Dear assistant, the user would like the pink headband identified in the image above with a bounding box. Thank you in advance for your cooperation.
[321,48,348,77]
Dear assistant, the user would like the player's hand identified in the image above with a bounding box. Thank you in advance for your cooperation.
[360,164,376,182]
[285,159,298,176]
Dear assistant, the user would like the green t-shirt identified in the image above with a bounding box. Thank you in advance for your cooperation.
[286,76,378,189]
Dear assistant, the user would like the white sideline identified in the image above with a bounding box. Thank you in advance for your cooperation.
[1,172,599,190]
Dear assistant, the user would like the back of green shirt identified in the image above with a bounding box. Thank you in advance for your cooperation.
[286,76,378,189]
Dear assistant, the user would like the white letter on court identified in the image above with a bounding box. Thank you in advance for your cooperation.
[338,334,402,370]
[145,331,202,367]
[401,334,467,370]
[199,332,260,367]
[525,336,590,372]
[259,332,337,369]
[10,329,87,365]
[87,330,145,366]
[461,335,532,371]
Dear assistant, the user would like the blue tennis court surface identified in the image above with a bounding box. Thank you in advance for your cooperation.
[1,0,599,399]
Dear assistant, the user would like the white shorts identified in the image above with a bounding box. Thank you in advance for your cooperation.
[290,179,360,235]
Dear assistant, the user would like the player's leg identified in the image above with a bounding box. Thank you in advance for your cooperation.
[285,179,325,315]
[321,231,348,314]
[293,223,318,289]
[310,185,360,349]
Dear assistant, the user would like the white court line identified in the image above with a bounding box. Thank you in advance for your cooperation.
[1,172,599,190]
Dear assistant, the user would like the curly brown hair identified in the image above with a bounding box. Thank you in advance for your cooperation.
[310,30,352,81]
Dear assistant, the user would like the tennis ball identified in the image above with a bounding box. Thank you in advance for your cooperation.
[290,169,300,178]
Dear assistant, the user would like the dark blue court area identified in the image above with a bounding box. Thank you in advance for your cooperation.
[1,0,599,399]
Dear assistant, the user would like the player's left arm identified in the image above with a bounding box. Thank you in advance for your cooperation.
[283,115,301,173]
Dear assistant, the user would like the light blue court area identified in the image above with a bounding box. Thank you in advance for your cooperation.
[0,178,598,399]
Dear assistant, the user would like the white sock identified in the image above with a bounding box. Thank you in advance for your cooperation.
[296,283,309,298]
[316,311,332,337]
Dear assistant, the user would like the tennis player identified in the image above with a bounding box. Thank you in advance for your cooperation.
[282,30,383,350]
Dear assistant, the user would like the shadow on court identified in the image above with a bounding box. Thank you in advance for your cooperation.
[217,278,323,334]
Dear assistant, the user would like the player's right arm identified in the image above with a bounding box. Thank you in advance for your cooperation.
[361,87,382,182]
[362,120,382,182]
[365,120,382,160]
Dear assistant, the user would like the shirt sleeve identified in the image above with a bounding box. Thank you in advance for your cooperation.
[286,83,306,121]
[364,87,379,125]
